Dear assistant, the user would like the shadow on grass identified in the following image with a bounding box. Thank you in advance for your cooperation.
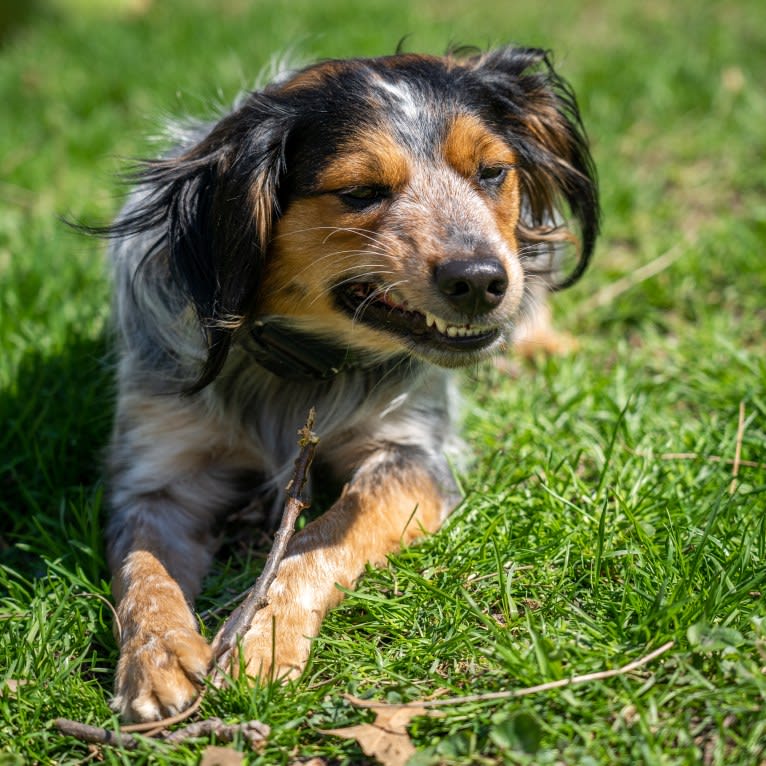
[0,330,311,592]
[0,333,113,582]
[0,0,46,47]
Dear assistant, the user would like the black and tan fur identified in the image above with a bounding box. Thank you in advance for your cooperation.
[102,47,599,721]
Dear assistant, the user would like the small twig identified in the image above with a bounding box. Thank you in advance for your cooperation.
[162,717,270,748]
[210,407,319,681]
[575,244,687,316]
[120,691,205,734]
[659,453,764,469]
[75,592,123,640]
[54,716,269,750]
[730,400,746,495]
[54,719,139,750]
[627,447,765,471]
[346,640,674,710]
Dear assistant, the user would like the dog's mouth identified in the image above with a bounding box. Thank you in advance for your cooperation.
[335,282,501,352]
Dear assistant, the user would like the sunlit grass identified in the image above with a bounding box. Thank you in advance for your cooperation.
[1,0,765,763]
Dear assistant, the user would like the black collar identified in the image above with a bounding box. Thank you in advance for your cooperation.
[249,318,404,381]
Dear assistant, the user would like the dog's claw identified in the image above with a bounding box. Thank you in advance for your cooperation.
[112,627,211,722]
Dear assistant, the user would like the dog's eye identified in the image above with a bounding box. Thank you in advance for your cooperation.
[339,186,389,210]
[478,166,509,186]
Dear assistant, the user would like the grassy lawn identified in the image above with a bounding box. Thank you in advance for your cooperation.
[1,0,765,763]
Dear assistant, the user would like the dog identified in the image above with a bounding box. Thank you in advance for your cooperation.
[100,46,599,722]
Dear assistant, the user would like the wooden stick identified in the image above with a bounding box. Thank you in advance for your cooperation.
[210,407,319,681]
[54,716,269,749]
[54,719,139,750]
[162,717,269,747]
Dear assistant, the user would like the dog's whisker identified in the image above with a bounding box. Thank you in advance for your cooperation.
[304,269,398,308]
[321,227,384,246]
[332,266,396,282]
[351,279,410,323]
[285,251,390,283]
[270,225,386,247]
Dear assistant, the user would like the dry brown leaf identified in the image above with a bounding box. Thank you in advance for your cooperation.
[322,699,433,766]
[0,679,28,697]
[199,745,244,766]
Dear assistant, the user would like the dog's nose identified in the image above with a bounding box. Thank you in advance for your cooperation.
[434,257,508,315]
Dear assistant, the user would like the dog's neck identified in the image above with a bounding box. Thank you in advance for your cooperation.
[248,318,407,381]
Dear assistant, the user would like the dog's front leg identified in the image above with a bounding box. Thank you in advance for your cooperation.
[107,489,220,722]
[240,446,457,680]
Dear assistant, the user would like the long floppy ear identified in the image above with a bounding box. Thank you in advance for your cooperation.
[469,47,600,289]
[108,95,290,392]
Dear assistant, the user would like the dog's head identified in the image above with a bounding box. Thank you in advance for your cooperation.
[116,47,599,390]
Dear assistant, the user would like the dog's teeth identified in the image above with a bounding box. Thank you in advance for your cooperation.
[422,313,493,337]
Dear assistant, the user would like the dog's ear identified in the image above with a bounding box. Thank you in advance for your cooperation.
[110,96,290,392]
[468,47,600,289]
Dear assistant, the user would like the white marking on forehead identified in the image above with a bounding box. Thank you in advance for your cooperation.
[371,75,420,121]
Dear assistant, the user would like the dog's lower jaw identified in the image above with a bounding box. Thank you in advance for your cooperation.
[410,332,509,370]
[334,282,506,360]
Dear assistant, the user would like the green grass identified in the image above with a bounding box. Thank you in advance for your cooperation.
[1,0,765,763]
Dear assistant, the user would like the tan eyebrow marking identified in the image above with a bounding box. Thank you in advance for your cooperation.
[316,128,411,192]
[443,113,517,178]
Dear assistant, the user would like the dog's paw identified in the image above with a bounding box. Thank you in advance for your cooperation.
[239,604,314,682]
[513,325,579,358]
[112,627,212,722]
